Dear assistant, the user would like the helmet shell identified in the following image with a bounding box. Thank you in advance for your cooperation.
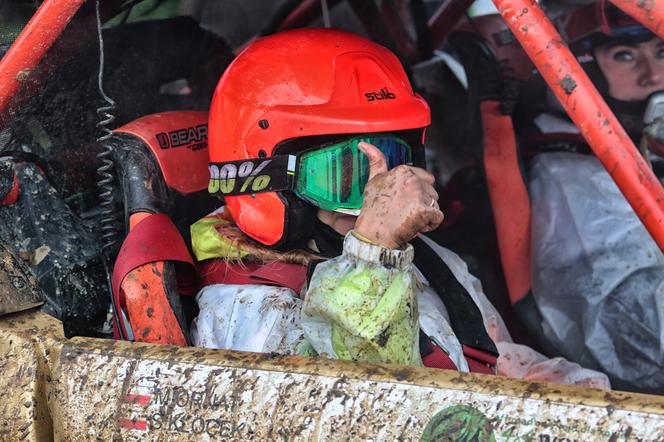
[557,2,653,55]
[209,28,430,247]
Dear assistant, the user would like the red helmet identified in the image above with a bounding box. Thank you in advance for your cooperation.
[554,1,655,141]
[208,28,430,248]
[557,1,653,56]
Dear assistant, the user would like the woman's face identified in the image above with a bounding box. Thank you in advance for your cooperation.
[594,37,664,102]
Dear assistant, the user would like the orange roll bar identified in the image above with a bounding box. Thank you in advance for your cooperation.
[0,0,85,122]
[492,0,664,252]
[608,0,664,40]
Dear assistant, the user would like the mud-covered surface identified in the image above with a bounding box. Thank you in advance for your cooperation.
[55,339,664,440]
[1,310,664,441]
[0,163,108,337]
[0,160,16,200]
[0,240,43,316]
[4,17,233,195]
[0,310,63,441]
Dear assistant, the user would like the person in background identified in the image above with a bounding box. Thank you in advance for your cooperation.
[523,2,664,393]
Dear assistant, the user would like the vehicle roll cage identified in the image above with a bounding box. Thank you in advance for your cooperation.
[2,0,664,251]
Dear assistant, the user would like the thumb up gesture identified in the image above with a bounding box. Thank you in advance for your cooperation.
[354,142,444,249]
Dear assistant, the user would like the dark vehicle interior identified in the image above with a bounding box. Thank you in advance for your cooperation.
[1,0,663,395]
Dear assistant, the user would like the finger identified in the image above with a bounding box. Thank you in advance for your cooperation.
[419,208,445,232]
[412,182,438,205]
[416,193,439,212]
[409,166,436,185]
[421,185,439,203]
[358,141,388,180]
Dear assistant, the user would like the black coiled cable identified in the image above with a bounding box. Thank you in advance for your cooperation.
[94,0,127,339]
[95,0,116,251]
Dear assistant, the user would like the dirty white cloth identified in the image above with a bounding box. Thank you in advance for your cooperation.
[192,231,609,389]
[192,284,304,354]
[529,152,664,393]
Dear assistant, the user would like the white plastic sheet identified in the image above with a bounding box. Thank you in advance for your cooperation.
[529,152,664,393]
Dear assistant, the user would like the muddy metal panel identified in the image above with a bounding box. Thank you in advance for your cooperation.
[1,311,663,441]
[0,310,60,440]
[0,243,43,315]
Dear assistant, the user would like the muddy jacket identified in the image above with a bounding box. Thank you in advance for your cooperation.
[190,210,609,388]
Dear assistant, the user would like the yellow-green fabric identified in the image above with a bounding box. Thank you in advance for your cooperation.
[190,216,248,261]
[301,235,422,366]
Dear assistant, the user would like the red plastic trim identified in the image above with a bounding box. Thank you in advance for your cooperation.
[114,111,210,195]
[121,262,188,346]
[0,174,19,207]
[112,213,196,343]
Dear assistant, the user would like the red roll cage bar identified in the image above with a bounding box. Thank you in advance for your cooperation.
[607,0,664,40]
[1,0,664,252]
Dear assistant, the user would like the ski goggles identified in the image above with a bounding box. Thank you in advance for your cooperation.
[208,134,413,214]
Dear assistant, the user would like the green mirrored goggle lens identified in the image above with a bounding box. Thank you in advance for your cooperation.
[294,135,411,212]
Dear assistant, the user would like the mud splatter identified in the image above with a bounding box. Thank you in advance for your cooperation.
[560,75,577,95]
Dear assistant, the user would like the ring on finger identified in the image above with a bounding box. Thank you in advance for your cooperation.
[429,197,436,207]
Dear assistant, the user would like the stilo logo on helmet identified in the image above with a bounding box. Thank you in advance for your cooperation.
[207,29,430,248]
[364,88,397,102]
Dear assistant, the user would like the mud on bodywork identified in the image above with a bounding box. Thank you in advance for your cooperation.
[0,240,43,316]
[0,163,109,338]
[0,309,662,441]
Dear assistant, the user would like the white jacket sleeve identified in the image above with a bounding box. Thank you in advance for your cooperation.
[418,235,611,389]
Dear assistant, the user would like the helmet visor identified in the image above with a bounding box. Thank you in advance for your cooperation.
[294,135,411,213]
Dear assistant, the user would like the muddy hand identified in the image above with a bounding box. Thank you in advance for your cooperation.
[354,142,444,249]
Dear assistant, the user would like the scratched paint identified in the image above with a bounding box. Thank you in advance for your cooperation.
[1,311,663,441]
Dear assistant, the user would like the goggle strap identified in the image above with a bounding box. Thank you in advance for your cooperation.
[208,155,296,196]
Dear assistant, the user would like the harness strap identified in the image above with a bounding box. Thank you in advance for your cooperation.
[111,213,196,339]
[422,341,496,375]
[411,237,499,358]
[462,344,498,374]
[198,260,308,294]
[480,100,532,305]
